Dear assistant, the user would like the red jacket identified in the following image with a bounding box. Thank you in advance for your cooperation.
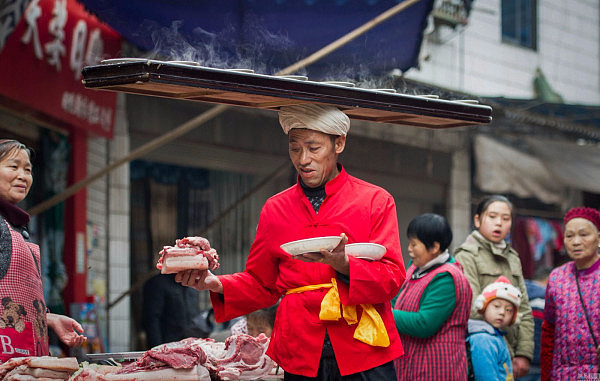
[211,166,405,376]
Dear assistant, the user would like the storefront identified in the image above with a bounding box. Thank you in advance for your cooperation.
[0,0,121,354]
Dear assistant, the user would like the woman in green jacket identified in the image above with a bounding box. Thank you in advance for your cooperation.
[392,213,472,380]
[454,194,534,379]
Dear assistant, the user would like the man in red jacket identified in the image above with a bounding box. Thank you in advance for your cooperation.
[176,103,406,380]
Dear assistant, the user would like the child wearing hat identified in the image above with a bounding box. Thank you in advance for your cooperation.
[467,275,522,381]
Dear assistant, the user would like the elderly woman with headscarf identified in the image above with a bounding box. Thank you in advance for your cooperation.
[0,139,86,362]
[541,207,600,380]
[177,104,406,380]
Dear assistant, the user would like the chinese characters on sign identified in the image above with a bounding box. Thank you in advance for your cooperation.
[61,91,112,133]
[0,0,31,52]
[0,0,121,138]
[22,0,105,78]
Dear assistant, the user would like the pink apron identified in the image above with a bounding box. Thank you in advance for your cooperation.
[0,220,48,362]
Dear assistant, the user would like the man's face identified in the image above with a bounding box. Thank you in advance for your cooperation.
[288,128,345,188]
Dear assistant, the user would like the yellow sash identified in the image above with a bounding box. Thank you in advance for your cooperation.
[286,278,390,347]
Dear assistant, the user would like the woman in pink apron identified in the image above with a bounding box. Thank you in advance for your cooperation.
[0,139,86,362]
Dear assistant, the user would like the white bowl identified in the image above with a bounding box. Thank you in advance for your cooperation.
[345,243,386,261]
[280,236,342,256]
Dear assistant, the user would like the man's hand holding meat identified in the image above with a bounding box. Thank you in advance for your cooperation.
[175,268,223,293]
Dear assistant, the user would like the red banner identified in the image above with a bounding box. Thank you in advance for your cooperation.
[0,0,121,138]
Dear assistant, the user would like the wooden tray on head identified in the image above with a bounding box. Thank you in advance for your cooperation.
[82,59,492,129]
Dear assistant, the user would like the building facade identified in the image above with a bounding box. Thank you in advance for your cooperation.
[408,0,599,104]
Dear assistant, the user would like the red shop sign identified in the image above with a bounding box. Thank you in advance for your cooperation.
[0,0,121,138]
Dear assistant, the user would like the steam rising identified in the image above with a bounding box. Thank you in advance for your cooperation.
[145,14,296,75]
[137,13,394,83]
[133,12,440,96]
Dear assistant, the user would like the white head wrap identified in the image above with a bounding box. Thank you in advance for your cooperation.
[279,104,350,136]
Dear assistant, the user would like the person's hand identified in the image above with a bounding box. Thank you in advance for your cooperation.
[46,313,87,347]
[175,269,223,293]
[296,233,349,275]
[512,356,530,378]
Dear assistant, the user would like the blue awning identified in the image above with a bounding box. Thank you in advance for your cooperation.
[75,0,434,79]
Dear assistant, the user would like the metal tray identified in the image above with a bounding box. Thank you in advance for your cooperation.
[85,351,145,362]
[81,60,492,129]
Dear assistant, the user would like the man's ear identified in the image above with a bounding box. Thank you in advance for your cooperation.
[335,135,346,154]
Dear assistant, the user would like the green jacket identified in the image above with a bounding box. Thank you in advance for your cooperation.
[454,231,534,361]
[391,259,456,338]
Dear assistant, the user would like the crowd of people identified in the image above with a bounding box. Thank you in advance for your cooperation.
[0,103,599,381]
[173,104,600,381]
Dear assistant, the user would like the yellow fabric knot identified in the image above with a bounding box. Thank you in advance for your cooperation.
[286,278,390,347]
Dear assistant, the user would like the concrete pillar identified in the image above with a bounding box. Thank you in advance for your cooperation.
[107,93,131,352]
[449,148,472,251]
[86,132,109,353]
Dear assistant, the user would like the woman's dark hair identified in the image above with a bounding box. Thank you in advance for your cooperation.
[0,139,33,162]
[406,213,453,252]
[475,194,513,217]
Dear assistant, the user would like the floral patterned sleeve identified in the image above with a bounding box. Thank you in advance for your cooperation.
[543,272,556,324]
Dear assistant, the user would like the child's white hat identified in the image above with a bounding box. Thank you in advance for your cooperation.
[474,275,522,324]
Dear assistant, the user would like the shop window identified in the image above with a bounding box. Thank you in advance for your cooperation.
[501,0,537,50]
[129,160,259,350]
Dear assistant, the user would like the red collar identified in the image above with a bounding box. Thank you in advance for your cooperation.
[577,255,600,276]
[0,199,29,227]
[295,164,347,196]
